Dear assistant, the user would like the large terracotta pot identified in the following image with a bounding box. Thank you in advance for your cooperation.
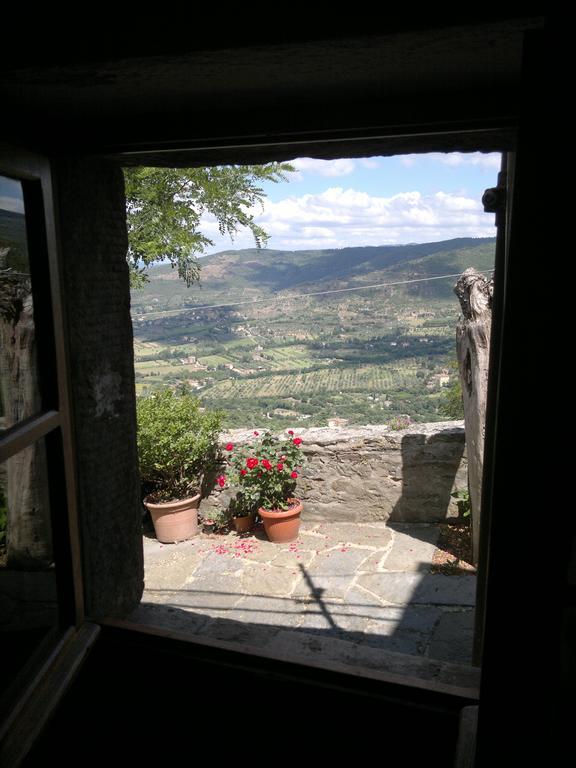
[144,493,200,543]
[259,499,303,543]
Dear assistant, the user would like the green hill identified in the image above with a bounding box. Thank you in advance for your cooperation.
[131,237,495,429]
[131,237,495,313]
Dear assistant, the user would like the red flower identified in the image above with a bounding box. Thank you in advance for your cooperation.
[225,443,234,451]
[293,437,303,446]
[240,469,247,476]
[246,458,258,469]
[291,471,298,479]
[288,430,294,435]
[277,462,284,471]
[261,459,273,471]
[253,431,259,436]
[216,475,226,488]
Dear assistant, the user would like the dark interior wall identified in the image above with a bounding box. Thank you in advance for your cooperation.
[53,158,143,617]
[0,18,540,157]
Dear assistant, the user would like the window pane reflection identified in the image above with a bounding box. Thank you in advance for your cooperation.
[0,439,57,690]
[0,174,41,429]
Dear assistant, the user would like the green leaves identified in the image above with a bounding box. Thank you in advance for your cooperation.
[439,360,464,419]
[136,387,224,501]
[450,488,471,518]
[124,163,294,287]
[224,430,305,513]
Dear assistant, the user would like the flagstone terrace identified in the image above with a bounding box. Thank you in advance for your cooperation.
[127,420,476,688]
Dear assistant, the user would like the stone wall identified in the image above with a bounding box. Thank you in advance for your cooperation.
[202,421,467,524]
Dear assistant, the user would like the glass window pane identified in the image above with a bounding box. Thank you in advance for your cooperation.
[0,174,41,427]
[0,438,57,691]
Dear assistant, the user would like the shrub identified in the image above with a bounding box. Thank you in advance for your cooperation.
[136,387,224,502]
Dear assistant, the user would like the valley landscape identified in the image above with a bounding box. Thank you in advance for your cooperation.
[131,237,495,430]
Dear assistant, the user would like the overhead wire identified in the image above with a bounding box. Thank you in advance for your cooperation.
[133,268,495,318]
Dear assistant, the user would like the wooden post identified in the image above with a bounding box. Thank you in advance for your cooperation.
[0,267,53,568]
[454,268,493,566]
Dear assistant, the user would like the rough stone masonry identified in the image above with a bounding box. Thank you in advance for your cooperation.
[202,421,467,524]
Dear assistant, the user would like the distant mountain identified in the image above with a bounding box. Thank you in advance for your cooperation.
[131,237,496,312]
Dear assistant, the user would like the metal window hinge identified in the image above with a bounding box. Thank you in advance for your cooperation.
[482,170,507,227]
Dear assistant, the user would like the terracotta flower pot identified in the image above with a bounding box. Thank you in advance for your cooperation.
[144,493,200,543]
[259,499,303,543]
[232,514,254,534]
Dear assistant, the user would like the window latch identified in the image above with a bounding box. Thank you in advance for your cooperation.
[482,170,507,227]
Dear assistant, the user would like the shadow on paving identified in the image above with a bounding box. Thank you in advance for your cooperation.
[130,558,476,674]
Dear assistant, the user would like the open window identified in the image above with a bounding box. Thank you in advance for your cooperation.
[124,149,504,691]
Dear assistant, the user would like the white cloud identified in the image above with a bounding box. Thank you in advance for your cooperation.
[291,158,356,178]
[201,186,496,254]
[0,195,25,214]
[398,152,501,170]
[430,152,501,169]
[359,158,380,169]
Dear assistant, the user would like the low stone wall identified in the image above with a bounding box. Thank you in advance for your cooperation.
[202,421,467,524]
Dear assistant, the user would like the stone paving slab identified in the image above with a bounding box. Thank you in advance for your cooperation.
[427,609,475,664]
[139,522,477,669]
[357,572,477,606]
[382,524,440,571]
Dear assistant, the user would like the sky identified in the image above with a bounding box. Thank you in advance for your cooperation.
[2,152,501,253]
[200,151,501,254]
[0,175,24,214]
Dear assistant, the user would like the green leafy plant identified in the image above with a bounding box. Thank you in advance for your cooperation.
[439,361,464,419]
[451,488,471,518]
[136,386,224,502]
[219,430,305,516]
[125,163,294,287]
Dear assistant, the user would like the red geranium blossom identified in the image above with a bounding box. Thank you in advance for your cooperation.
[216,475,226,487]
[225,443,234,451]
[223,429,306,515]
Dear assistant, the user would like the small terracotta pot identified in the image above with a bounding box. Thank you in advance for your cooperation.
[144,493,200,543]
[232,514,254,534]
[259,499,303,543]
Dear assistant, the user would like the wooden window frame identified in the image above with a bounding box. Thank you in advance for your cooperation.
[0,146,89,765]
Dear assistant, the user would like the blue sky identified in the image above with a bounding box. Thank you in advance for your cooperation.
[0,175,24,214]
[201,151,501,253]
[3,153,501,253]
